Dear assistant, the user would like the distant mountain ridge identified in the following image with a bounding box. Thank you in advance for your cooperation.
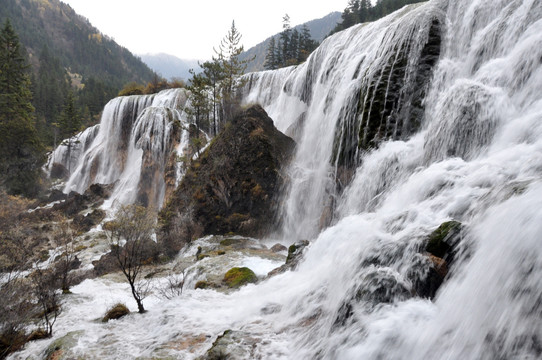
[140,53,200,81]
[141,12,342,80]
[240,11,342,73]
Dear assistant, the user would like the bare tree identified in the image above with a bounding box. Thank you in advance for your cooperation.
[30,264,61,337]
[53,218,78,294]
[104,205,156,313]
[157,265,187,300]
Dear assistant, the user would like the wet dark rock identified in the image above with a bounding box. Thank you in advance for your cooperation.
[286,240,309,265]
[47,183,113,218]
[48,189,67,202]
[260,303,282,315]
[200,330,259,360]
[267,240,309,277]
[159,105,295,253]
[49,162,69,180]
[334,267,411,328]
[43,331,83,360]
[425,220,462,260]
[92,251,118,277]
[219,237,256,249]
[84,183,114,202]
[73,209,106,232]
[356,268,412,305]
[270,243,287,253]
[411,220,463,299]
[332,16,442,168]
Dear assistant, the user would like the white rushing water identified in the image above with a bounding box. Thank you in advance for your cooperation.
[50,88,192,209]
[21,0,542,358]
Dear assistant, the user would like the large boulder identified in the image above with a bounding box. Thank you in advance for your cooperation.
[159,105,295,255]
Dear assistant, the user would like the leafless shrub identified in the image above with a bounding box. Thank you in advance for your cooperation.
[157,265,187,300]
[104,205,156,313]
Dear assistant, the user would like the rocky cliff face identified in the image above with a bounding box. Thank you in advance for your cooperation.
[159,105,295,255]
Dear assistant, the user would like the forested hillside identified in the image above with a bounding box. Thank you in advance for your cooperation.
[0,0,156,146]
[239,12,341,73]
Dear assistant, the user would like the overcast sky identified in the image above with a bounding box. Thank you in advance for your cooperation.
[62,0,345,60]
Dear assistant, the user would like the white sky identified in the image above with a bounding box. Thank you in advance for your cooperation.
[62,0,346,61]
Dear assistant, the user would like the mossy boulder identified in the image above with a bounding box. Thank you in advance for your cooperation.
[425,220,462,258]
[158,105,295,253]
[412,220,463,299]
[223,267,258,288]
[102,303,130,322]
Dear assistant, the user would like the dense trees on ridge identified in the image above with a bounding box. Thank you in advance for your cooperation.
[264,15,318,70]
[331,0,426,34]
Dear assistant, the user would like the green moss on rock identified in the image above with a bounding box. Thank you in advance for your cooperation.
[223,267,257,288]
[426,220,461,258]
[195,280,211,289]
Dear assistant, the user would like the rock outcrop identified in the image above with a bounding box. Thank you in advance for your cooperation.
[159,105,295,255]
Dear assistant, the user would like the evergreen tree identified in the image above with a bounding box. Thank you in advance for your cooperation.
[0,20,44,196]
[359,0,371,22]
[200,59,224,135]
[34,45,70,144]
[186,69,210,132]
[58,91,81,172]
[264,37,278,70]
[280,14,291,67]
[287,29,299,66]
[214,20,251,123]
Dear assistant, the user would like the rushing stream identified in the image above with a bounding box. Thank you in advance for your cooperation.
[21,0,542,358]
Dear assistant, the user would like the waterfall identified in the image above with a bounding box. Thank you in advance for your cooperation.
[240,0,542,358]
[30,0,542,358]
[243,1,445,240]
[53,88,192,209]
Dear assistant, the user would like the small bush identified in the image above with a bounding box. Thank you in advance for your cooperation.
[102,303,130,322]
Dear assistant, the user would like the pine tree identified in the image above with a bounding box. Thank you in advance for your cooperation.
[280,14,291,67]
[287,29,299,66]
[200,59,224,135]
[214,20,251,123]
[0,20,44,196]
[264,37,278,70]
[299,25,317,63]
[186,69,210,132]
[58,91,81,172]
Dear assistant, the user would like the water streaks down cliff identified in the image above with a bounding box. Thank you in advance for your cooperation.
[240,0,542,358]
[48,88,192,209]
[243,1,444,240]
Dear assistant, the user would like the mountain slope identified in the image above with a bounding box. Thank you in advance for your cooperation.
[0,0,155,90]
[239,11,341,73]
